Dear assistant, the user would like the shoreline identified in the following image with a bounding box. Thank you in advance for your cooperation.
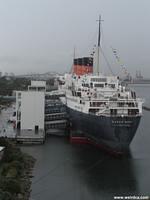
[0,138,36,200]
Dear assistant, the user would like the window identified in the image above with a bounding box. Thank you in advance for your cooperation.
[90,82,93,88]
[18,92,21,98]
[77,92,81,97]
[109,84,115,89]
[29,87,37,91]
[111,109,117,115]
[128,109,139,115]
[91,78,107,82]
[94,84,104,88]
[38,87,45,91]
[35,125,39,134]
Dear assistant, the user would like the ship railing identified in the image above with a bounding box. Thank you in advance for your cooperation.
[89,104,140,114]
[96,113,142,117]
[84,97,143,108]
[94,106,139,113]
[85,98,141,102]
[109,106,139,109]
[89,104,139,109]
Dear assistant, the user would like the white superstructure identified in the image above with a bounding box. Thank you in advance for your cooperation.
[59,73,143,117]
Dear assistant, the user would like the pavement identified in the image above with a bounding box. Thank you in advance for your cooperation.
[0,105,16,138]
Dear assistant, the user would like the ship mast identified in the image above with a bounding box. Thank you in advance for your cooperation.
[96,15,103,75]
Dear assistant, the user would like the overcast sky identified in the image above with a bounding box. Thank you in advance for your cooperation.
[0,0,150,77]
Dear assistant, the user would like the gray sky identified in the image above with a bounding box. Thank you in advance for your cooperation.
[0,0,150,77]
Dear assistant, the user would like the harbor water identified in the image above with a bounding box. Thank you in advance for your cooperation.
[21,84,150,200]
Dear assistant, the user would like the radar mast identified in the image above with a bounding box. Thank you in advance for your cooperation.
[96,15,103,75]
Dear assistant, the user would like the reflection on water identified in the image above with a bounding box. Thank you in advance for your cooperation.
[68,146,138,200]
[22,137,144,200]
[21,85,150,200]
[22,137,139,200]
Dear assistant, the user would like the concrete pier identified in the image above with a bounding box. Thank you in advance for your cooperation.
[16,130,45,144]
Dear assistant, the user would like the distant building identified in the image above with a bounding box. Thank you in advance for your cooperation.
[16,72,60,81]
[28,81,46,92]
[3,72,15,80]
[136,70,143,79]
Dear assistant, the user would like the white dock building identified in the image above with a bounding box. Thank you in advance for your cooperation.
[15,81,46,143]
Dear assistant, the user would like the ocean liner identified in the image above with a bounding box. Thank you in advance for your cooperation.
[59,16,143,153]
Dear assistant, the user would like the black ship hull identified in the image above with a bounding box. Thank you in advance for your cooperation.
[68,107,141,153]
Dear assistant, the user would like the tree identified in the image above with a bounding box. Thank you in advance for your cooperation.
[0,178,21,195]
[0,189,12,200]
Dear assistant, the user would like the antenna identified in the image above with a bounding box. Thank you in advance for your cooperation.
[96,15,104,75]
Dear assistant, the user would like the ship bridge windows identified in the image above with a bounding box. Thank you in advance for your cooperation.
[91,78,107,82]
[108,84,115,89]
[118,102,125,107]
[127,102,135,107]
[82,83,89,87]
[117,102,135,107]
[128,109,139,115]
[90,102,106,107]
[94,84,104,88]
